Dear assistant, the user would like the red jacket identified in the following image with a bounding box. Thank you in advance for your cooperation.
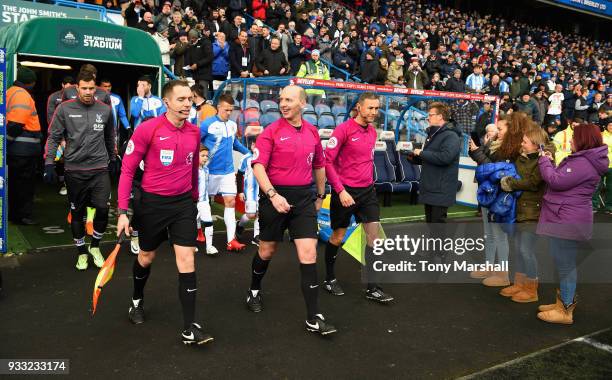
[252,0,268,20]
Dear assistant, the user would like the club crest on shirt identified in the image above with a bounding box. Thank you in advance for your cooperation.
[307,152,314,165]
[327,137,338,149]
[186,152,194,165]
[96,113,103,123]
[160,149,174,166]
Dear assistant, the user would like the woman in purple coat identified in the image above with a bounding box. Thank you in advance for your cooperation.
[536,123,609,324]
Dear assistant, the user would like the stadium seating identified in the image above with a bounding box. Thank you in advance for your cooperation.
[335,115,346,126]
[259,113,277,127]
[245,99,259,110]
[303,113,318,126]
[318,115,336,129]
[315,104,333,117]
[303,104,315,113]
[318,128,334,140]
[260,100,279,113]
[331,105,347,118]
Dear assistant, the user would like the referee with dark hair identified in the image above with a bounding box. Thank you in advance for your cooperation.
[117,79,213,345]
[323,92,394,302]
[245,85,337,336]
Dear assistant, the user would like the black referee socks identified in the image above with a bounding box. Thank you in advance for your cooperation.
[324,242,340,281]
[132,259,151,301]
[250,253,270,291]
[178,272,197,330]
[300,263,320,320]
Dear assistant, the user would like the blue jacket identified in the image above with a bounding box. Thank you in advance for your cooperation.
[476,162,521,224]
[212,42,230,77]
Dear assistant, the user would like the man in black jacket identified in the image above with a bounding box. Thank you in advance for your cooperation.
[230,31,253,78]
[408,102,461,223]
[445,69,466,93]
[186,29,213,99]
[256,36,289,76]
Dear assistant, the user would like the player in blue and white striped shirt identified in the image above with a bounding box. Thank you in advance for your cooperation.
[197,146,218,255]
[235,139,260,246]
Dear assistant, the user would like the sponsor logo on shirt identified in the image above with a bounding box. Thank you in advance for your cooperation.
[93,122,104,131]
[307,152,314,165]
[327,137,338,149]
[160,149,174,166]
[186,152,194,165]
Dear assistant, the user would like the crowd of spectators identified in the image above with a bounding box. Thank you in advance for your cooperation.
[95,0,611,131]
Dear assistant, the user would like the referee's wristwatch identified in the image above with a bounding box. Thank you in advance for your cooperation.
[117,208,129,215]
[266,188,277,199]
[316,193,325,200]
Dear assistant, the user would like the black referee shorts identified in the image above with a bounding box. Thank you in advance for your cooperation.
[330,185,380,230]
[65,169,111,213]
[258,185,318,242]
[134,190,197,252]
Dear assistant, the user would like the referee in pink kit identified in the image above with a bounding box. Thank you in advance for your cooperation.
[323,92,393,303]
[116,80,213,345]
[245,85,337,336]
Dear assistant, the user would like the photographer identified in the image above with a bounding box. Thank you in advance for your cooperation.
[406,58,429,90]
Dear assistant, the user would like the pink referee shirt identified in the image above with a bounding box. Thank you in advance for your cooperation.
[118,115,200,210]
[324,118,377,193]
[251,117,324,186]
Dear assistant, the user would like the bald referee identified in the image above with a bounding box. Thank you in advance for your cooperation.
[245,85,337,336]
[117,80,213,345]
[323,93,393,303]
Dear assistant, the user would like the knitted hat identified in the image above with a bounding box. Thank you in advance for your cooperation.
[17,66,36,85]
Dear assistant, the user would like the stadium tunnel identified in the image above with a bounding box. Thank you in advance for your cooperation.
[0,17,164,132]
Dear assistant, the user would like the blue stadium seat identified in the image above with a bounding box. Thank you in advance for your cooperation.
[373,142,395,195]
[335,115,346,126]
[318,115,336,129]
[379,131,399,169]
[259,113,277,127]
[315,104,333,117]
[331,105,347,118]
[245,99,259,110]
[260,100,279,113]
[303,112,318,126]
[303,103,315,113]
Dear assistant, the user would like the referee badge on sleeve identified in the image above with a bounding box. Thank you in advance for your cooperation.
[327,137,338,149]
[126,140,135,155]
[160,149,174,166]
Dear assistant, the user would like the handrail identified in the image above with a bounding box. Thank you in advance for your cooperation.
[242,13,362,83]
[33,0,122,24]
[163,66,178,80]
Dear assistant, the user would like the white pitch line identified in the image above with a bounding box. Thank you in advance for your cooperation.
[457,327,612,379]
[575,337,612,354]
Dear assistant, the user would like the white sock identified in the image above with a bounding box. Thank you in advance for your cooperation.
[254,218,260,237]
[224,207,236,243]
[205,226,213,249]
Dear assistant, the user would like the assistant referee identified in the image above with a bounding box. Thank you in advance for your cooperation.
[117,80,213,345]
[324,92,394,303]
[245,85,337,336]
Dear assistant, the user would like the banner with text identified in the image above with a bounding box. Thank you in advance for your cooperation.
[0,0,101,28]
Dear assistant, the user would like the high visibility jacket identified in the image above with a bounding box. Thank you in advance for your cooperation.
[296,60,330,96]
[7,85,42,156]
[553,126,573,166]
